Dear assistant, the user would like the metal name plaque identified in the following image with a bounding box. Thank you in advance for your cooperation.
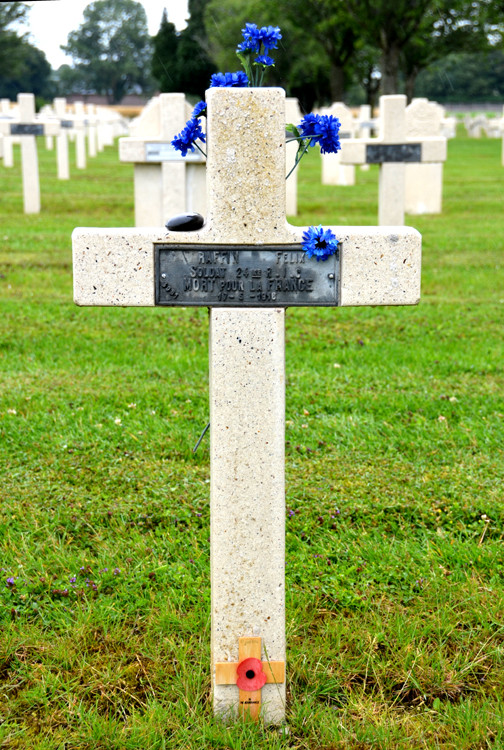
[154,244,340,307]
[10,124,44,136]
[366,143,422,163]
[145,142,205,163]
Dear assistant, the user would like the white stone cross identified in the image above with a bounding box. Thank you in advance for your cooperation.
[0,98,14,167]
[0,93,60,213]
[85,104,98,158]
[73,87,421,724]
[72,102,88,170]
[340,94,446,225]
[119,93,207,227]
[53,97,74,180]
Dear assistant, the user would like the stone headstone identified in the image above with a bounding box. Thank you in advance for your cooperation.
[320,102,356,187]
[120,93,207,227]
[405,98,445,215]
[465,114,486,138]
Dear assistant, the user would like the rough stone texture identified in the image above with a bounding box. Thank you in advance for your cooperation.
[119,93,207,226]
[210,308,285,722]
[73,228,160,306]
[339,226,421,306]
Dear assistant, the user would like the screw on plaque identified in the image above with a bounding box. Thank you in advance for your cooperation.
[166,213,204,231]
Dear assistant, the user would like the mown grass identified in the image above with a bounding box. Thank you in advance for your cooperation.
[0,128,503,749]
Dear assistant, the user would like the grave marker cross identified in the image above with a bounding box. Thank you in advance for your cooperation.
[119,93,207,227]
[340,95,446,225]
[0,93,60,213]
[73,87,421,724]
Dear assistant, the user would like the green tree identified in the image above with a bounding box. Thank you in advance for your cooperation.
[0,41,53,100]
[205,0,351,111]
[151,8,180,92]
[346,0,438,94]
[415,49,504,102]
[0,2,28,88]
[402,0,496,101]
[0,3,54,101]
[174,0,217,98]
[62,0,155,103]
[151,0,217,98]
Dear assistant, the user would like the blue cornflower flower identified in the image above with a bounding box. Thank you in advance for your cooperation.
[302,225,340,262]
[238,23,262,53]
[298,113,341,154]
[171,118,206,157]
[210,71,249,88]
[237,38,259,54]
[254,55,275,67]
[298,113,319,141]
[258,25,282,52]
[191,100,207,118]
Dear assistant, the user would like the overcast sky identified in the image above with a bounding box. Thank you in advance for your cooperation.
[23,0,189,69]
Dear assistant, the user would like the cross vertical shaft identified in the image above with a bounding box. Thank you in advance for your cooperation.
[19,94,41,214]
[210,309,285,722]
[207,88,287,723]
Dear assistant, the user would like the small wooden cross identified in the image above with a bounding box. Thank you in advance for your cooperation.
[340,94,446,225]
[215,637,285,721]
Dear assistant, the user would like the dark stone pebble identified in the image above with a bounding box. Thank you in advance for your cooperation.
[165,212,204,231]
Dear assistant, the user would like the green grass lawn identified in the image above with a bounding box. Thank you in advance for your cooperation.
[0,129,503,749]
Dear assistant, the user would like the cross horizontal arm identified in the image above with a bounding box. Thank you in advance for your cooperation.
[72,225,421,309]
[0,121,60,137]
[340,137,446,166]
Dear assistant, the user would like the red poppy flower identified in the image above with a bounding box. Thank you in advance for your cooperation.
[236,657,267,691]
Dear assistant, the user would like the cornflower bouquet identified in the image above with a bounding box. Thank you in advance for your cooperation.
[171,22,341,262]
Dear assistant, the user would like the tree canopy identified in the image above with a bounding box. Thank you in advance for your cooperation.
[0,2,54,100]
[152,0,217,99]
[61,0,155,103]
[0,0,502,108]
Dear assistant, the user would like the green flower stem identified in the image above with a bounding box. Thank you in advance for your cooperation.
[285,138,313,180]
[194,142,207,158]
